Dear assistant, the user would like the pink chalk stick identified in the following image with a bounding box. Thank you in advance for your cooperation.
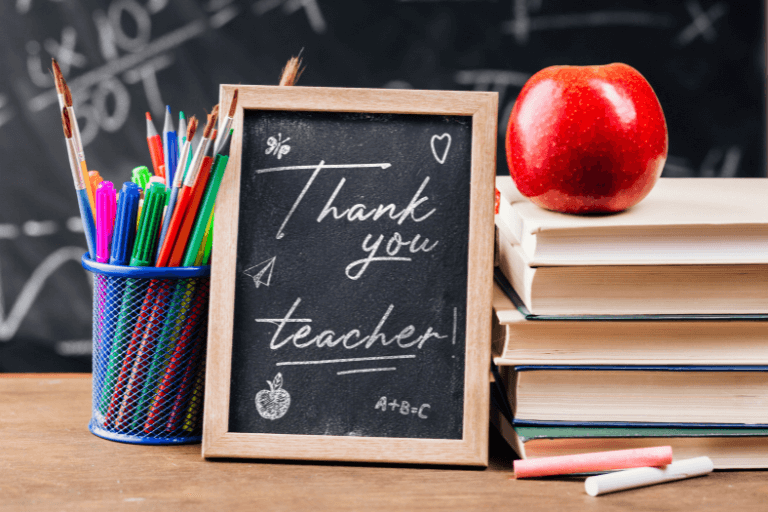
[514,446,673,479]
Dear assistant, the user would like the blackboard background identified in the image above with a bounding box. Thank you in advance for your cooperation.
[0,0,764,372]
[228,110,470,438]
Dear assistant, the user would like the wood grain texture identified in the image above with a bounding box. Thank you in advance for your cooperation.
[203,86,497,465]
[2,375,768,511]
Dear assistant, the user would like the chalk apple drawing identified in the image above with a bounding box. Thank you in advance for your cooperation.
[255,373,291,420]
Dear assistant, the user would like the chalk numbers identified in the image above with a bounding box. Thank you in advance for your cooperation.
[266,133,291,159]
[374,396,430,419]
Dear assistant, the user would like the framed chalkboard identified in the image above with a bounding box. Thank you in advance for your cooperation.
[202,86,496,465]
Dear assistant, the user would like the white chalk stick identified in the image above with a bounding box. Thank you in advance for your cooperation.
[584,456,714,497]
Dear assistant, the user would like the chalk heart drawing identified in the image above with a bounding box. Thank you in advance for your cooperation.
[430,133,451,164]
[255,373,291,420]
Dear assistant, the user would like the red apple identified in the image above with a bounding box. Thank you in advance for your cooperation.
[505,63,668,214]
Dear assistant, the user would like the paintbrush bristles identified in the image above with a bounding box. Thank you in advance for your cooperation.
[52,59,64,95]
[61,107,72,138]
[202,112,217,139]
[187,116,198,141]
[279,54,304,86]
[63,77,73,107]
[228,89,239,117]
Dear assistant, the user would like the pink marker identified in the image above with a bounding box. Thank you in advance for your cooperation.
[95,181,117,263]
[513,446,673,479]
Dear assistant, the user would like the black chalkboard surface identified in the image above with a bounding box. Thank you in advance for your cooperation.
[203,86,496,464]
[229,110,472,439]
[0,0,763,372]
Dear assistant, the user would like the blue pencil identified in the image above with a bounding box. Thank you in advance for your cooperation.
[156,116,197,264]
[163,106,178,187]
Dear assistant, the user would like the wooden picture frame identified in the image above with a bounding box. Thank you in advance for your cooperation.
[203,85,497,465]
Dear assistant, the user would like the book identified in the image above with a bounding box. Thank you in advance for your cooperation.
[495,228,768,315]
[495,176,768,266]
[491,407,768,469]
[506,365,768,426]
[491,279,768,365]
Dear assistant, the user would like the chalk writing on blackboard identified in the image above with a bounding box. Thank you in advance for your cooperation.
[0,246,88,342]
[503,1,675,44]
[256,162,394,240]
[24,0,241,146]
[252,0,327,34]
[430,133,452,164]
[244,257,277,288]
[255,372,291,420]
[663,146,743,178]
[265,133,292,159]
[374,396,431,419]
[675,1,728,47]
[0,94,14,129]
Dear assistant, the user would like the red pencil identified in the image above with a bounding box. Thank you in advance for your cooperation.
[155,110,218,267]
[166,143,214,267]
[111,279,174,429]
[146,112,165,178]
[144,280,207,433]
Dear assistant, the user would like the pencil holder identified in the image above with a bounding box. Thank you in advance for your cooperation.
[82,256,211,445]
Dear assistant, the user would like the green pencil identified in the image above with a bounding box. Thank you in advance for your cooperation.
[180,130,232,267]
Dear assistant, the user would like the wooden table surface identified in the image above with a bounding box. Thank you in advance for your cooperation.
[1,374,767,511]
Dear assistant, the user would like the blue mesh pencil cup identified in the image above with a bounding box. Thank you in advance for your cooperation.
[82,256,210,445]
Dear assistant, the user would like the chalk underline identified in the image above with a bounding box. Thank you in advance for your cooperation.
[256,163,391,173]
[276,355,416,366]
[337,367,397,376]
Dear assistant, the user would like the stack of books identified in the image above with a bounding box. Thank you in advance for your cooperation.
[491,176,768,469]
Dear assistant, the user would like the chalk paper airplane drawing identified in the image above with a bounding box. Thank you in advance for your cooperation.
[244,256,276,288]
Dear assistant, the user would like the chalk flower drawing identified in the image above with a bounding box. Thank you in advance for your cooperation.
[266,133,291,159]
[255,372,291,420]
[430,133,451,164]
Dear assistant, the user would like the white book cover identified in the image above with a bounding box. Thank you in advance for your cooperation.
[495,176,768,265]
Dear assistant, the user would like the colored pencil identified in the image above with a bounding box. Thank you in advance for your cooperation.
[155,111,217,267]
[60,107,96,258]
[201,213,214,265]
[163,106,178,187]
[182,355,207,432]
[182,130,233,266]
[89,170,104,192]
[167,136,215,268]
[146,112,165,178]
[157,117,198,264]
[178,112,187,159]
[165,308,207,432]
[145,279,208,432]
[131,277,191,430]
[195,211,213,266]
[95,181,117,263]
